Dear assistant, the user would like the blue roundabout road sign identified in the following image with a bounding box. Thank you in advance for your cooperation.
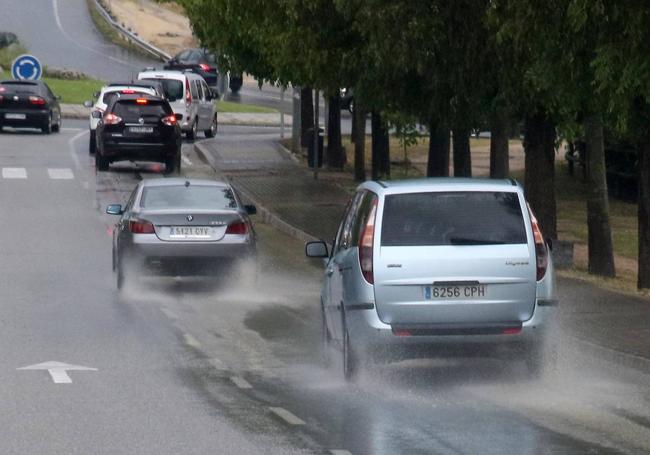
[11,54,43,81]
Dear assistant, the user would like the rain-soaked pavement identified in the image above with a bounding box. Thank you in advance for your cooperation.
[0,119,649,453]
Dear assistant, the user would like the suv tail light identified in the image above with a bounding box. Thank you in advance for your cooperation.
[359,197,378,284]
[129,220,155,234]
[527,204,548,281]
[161,115,177,126]
[103,113,122,125]
[226,221,248,235]
[29,96,46,105]
[185,79,192,105]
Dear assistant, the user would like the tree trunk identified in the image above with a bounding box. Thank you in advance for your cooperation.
[354,105,366,181]
[326,95,345,168]
[584,113,615,277]
[300,87,314,148]
[351,105,357,144]
[371,112,389,179]
[427,120,450,177]
[523,111,557,239]
[490,113,509,178]
[453,127,472,177]
[638,136,650,288]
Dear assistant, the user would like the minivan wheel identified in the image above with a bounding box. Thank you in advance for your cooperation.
[186,119,197,140]
[204,114,217,138]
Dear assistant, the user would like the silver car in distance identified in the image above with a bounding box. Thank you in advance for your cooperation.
[306,178,557,380]
[108,178,256,289]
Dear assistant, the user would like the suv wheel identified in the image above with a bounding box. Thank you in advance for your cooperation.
[164,154,181,174]
[89,131,96,154]
[186,119,197,141]
[95,150,109,171]
[204,114,217,138]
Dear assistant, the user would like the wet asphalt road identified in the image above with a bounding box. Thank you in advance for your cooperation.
[0,120,648,453]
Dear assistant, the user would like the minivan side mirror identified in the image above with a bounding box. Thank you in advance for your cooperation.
[244,204,257,215]
[306,241,329,258]
[106,204,123,215]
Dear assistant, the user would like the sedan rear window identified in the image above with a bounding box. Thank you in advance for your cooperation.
[142,78,183,102]
[113,100,170,122]
[141,186,238,210]
[381,191,527,246]
[0,82,40,94]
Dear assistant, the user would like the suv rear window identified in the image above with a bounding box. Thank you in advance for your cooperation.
[381,191,527,246]
[113,100,170,122]
[141,185,238,210]
[142,78,183,102]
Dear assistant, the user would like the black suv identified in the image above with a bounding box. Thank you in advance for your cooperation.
[0,80,61,133]
[95,94,182,173]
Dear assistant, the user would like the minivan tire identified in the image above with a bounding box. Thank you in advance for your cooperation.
[204,114,217,138]
[186,119,197,141]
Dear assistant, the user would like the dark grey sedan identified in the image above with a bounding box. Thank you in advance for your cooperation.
[107,178,257,289]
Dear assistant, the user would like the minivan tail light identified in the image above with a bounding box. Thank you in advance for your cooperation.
[226,221,248,235]
[103,113,122,125]
[527,204,548,281]
[359,197,378,284]
[185,79,192,104]
[129,220,155,234]
[29,96,46,105]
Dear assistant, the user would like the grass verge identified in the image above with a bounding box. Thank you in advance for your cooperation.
[216,100,277,114]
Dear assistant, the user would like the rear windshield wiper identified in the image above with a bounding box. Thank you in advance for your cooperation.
[449,237,506,245]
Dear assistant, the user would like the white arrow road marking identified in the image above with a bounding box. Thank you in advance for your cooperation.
[18,361,97,384]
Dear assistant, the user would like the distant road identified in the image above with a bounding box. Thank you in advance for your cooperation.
[0,0,157,80]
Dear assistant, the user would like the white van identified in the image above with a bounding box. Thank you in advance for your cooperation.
[138,70,218,140]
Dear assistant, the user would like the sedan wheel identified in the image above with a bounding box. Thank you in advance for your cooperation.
[41,113,52,134]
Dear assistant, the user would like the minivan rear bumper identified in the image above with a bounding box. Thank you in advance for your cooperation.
[345,298,555,346]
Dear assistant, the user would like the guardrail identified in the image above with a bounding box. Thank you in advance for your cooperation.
[90,0,172,62]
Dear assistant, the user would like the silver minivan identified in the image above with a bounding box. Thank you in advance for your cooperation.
[306,178,557,379]
[138,70,218,140]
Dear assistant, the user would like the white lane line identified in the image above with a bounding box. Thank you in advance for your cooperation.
[160,308,178,320]
[67,130,87,170]
[183,333,201,349]
[209,358,226,370]
[330,450,353,455]
[48,168,74,180]
[268,407,306,426]
[181,155,193,166]
[61,127,83,132]
[2,168,27,179]
[230,376,252,389]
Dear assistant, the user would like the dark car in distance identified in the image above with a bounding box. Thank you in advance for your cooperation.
[95,94,182,174]
[0,80,61,133]
[164,48,243,93]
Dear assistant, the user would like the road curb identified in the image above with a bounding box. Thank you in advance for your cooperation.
[193,140,318,244]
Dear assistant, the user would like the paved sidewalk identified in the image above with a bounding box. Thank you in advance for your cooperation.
[194,136,650,374]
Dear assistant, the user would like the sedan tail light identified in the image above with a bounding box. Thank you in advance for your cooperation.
[225,221,248,235]
[103,113,122,125]
[29,96,46,105]
[161,115,177,126]
[358,197,378,284]
[527,204,548,281]
[129,220,155,234]
[198,63,210,71]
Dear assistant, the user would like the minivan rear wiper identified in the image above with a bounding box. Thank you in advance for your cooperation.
[449,237,506,245]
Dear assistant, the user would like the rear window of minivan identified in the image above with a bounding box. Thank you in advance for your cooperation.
[381,191,527,246]
[142,78,183,102]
